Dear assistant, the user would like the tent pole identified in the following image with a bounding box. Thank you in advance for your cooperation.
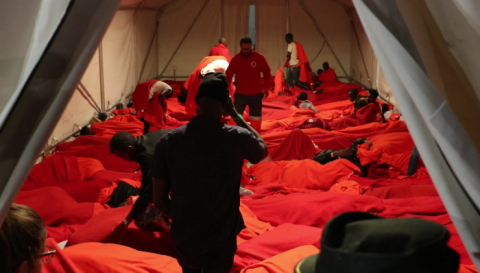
[220,0,225,37]
[137,6,167,84]
[98,41,106,112]
[78,82,101,112]
[295,0,350,80]
[158,0,211,78]
[348,10,372,88]
[286,0,291,33]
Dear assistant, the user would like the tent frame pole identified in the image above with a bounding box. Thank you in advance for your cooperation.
[158,0,211,79]
[98,41,106,112]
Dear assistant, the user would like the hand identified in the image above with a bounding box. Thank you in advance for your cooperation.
[225,96,238,117]
[109,221,129,242]
[263,89,269,98]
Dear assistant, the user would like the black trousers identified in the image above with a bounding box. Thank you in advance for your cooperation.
[286,66,310,91]
[233,93,263,117]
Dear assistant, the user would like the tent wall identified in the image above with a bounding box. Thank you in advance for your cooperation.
[48,9,158,148]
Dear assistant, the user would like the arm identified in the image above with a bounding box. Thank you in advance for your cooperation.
[287,51,291,61]
[226,97,268,159]
[152,177,171,219]
[225,59,235,86]
[127,156,153,220]
[260,57,272,91]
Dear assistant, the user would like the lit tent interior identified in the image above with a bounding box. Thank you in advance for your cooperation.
[0,0,479,272]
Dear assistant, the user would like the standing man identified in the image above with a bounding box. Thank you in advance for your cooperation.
[226,37,271,133]
[285,33,312,91]
[151,72,268,273]
[209,37,231,62]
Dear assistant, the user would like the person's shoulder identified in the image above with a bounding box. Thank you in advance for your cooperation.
[252,51,266,58]
[224,124,256,138]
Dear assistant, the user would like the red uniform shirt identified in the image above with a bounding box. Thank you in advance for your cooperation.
[226,51,271,96]
[209,44,231,62]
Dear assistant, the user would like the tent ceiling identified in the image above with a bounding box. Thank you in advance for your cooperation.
[119,0,355,10]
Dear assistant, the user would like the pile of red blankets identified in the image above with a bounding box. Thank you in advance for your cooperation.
[12,81,476,273]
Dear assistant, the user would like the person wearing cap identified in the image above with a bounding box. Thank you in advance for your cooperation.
[295,211,460,273]
[151,72,268,273]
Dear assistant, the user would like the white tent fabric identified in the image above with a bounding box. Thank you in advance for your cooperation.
[0,0,70,130]
[50,0,393,145]
[354,0,480,267]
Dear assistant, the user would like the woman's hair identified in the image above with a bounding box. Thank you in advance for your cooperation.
[0,204,46,273]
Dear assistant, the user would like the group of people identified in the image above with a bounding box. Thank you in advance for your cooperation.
[1,34,457,273]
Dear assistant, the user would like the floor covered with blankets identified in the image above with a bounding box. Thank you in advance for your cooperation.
[17,80,477,273]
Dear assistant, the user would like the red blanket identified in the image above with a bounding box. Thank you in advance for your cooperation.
[270,129,318,161]
[234,224,321,269]
[27,155,80,182]
[131,80,158,115]
[284,42,313,87]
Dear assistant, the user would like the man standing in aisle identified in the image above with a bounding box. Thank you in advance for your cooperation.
[226,37,271,133]
[285,33,312,91]
[209,37,231,62]
[151,72,268,273]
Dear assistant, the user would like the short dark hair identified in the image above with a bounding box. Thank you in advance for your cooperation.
[110,131,136,153]
[98,112,108,122]
[80,126,96,136]
[368,89,379,98]
[317,69,324,75]
[116,103,125,110]
[348,88,358,95]
[297,92,308,101]
[286,33,293,40]
[240,36,252,45]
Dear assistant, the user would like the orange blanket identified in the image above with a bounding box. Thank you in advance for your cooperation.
[184,56,229,116]
[270,129,318,161]
[240,245,318,273]
[245,159,360,191]
[284,42,313,87]
[64,243,182,273]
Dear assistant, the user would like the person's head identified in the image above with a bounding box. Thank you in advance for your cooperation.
[368,89,379,103]
[297,92,308,101]
[98,112,108,122]
[240,37,253,56]
[347,88,359,102]
[316,69,324,75]
[195,72,230,119]
[285,33,294,44]
[110,131,136,161]
[381,104,389,114]
[295,212,460,273]
[80,126,95,136]
[0,204,51,273]
[219,37,228,47]
[322,62,329,71]
[116,103,125,110]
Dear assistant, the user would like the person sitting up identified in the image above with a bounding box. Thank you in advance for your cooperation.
[295,212,460,273]
[347,88,368,112]
[109,129,173,240]
[0,204,56,273]
[151,72,268,273]
[296,92,317,113]
[79,126,95,136]
[313,138,371,177]
[209,37,231,62]
[312,62,337,93]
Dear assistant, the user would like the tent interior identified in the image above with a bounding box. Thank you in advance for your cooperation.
[2,0,480,272]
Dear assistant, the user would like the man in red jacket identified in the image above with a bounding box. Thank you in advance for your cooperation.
[285,33,311,91]
[209,37,231,62]
[226,37,271,132]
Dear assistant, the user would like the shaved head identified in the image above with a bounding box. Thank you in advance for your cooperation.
[219,37,227,45]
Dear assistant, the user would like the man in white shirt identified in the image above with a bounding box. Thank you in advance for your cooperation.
[286,33,310,91]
